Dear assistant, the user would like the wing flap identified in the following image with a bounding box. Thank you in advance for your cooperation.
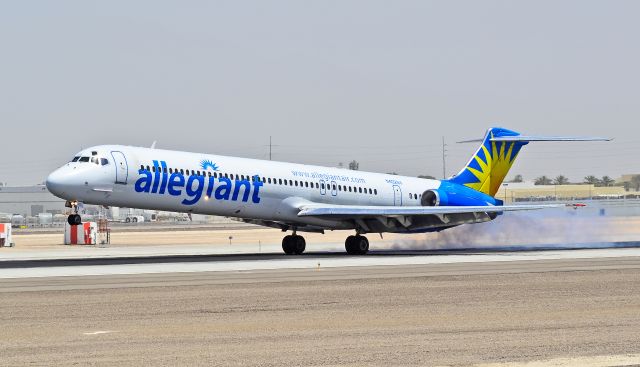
[298,204,563,217]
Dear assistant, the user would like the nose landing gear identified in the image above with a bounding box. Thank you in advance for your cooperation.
[67,214,82,226]
[65,200,82,226]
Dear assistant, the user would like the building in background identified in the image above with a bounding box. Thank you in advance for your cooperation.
[0,185,66,217]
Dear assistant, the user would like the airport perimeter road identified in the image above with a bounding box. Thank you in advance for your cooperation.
[2,257,640,366]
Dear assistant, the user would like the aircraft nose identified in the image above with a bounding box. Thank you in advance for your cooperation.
[46,168,68,198]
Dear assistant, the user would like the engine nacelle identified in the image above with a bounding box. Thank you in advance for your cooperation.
[421,182,502,207]
[421,190,447,206]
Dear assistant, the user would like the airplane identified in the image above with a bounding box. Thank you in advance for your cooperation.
[45,127,609,255]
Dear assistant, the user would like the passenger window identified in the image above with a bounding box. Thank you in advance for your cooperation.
[368,188,372,194]
[321,183,325,189]
[374,189,378,195]
[140,165,144,170]
[289,180,293,186]
[316,182,319,189]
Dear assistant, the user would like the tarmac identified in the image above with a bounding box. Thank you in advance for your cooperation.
[2,221,640,366]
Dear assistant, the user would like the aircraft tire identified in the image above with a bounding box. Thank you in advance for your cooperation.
[282,235,295,255]
[292,235,306,255]
[345,235,357,254]
[345,235,369,255]
[355,235,369,255]
[67,214,81,226]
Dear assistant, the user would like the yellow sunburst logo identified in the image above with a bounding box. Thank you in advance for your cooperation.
[463,133,520,196]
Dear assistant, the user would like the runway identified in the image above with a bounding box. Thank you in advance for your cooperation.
[2,244,640,280]
[2,245,640,366]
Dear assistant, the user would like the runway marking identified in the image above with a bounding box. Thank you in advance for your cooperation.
[457,354,640,367]
[82,330,117,336]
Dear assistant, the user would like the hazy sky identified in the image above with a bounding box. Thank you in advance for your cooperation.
[1,1,638,185]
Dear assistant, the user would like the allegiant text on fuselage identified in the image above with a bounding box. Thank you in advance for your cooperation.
[135,160,263,205]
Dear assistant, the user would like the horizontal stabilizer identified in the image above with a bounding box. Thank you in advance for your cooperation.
[490,136,611,142]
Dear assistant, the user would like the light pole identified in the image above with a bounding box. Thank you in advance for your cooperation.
[503,183,508,203]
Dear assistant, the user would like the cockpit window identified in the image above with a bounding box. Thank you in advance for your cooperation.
[79,157,90,162]
[71,156,80,162]
[100,158,109,166]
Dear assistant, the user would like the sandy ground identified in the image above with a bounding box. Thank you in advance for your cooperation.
[1,265,639,366]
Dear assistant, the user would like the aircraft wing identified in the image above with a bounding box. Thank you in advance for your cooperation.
[298,203,564,217]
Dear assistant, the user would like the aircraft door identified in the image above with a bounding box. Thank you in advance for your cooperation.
[330,181,337,196]
[393,185,402,206]
[319,180,326,195]
[111,151,129,184]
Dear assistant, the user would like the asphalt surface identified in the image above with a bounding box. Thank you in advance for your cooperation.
[1,251,640,366]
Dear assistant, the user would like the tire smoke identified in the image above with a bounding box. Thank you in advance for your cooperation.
[391,209,634,250]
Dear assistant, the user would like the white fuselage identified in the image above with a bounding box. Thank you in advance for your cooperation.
[46,145,442,231]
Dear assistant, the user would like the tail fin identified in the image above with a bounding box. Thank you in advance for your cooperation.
[449,128,525,197]
[448,127,610,197]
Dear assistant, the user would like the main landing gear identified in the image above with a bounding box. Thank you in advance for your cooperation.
[280,233,370,255]
[282,234,306,255]
[345,235,369,255]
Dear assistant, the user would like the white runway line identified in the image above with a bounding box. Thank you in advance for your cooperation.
[0,243,348,261]
[1,248,640,279]
[462,354,640,367]
[82,331,118,336]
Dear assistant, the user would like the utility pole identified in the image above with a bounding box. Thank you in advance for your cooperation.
[442,136,447,179]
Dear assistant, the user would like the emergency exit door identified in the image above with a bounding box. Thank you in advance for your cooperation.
[393,185,402,206]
